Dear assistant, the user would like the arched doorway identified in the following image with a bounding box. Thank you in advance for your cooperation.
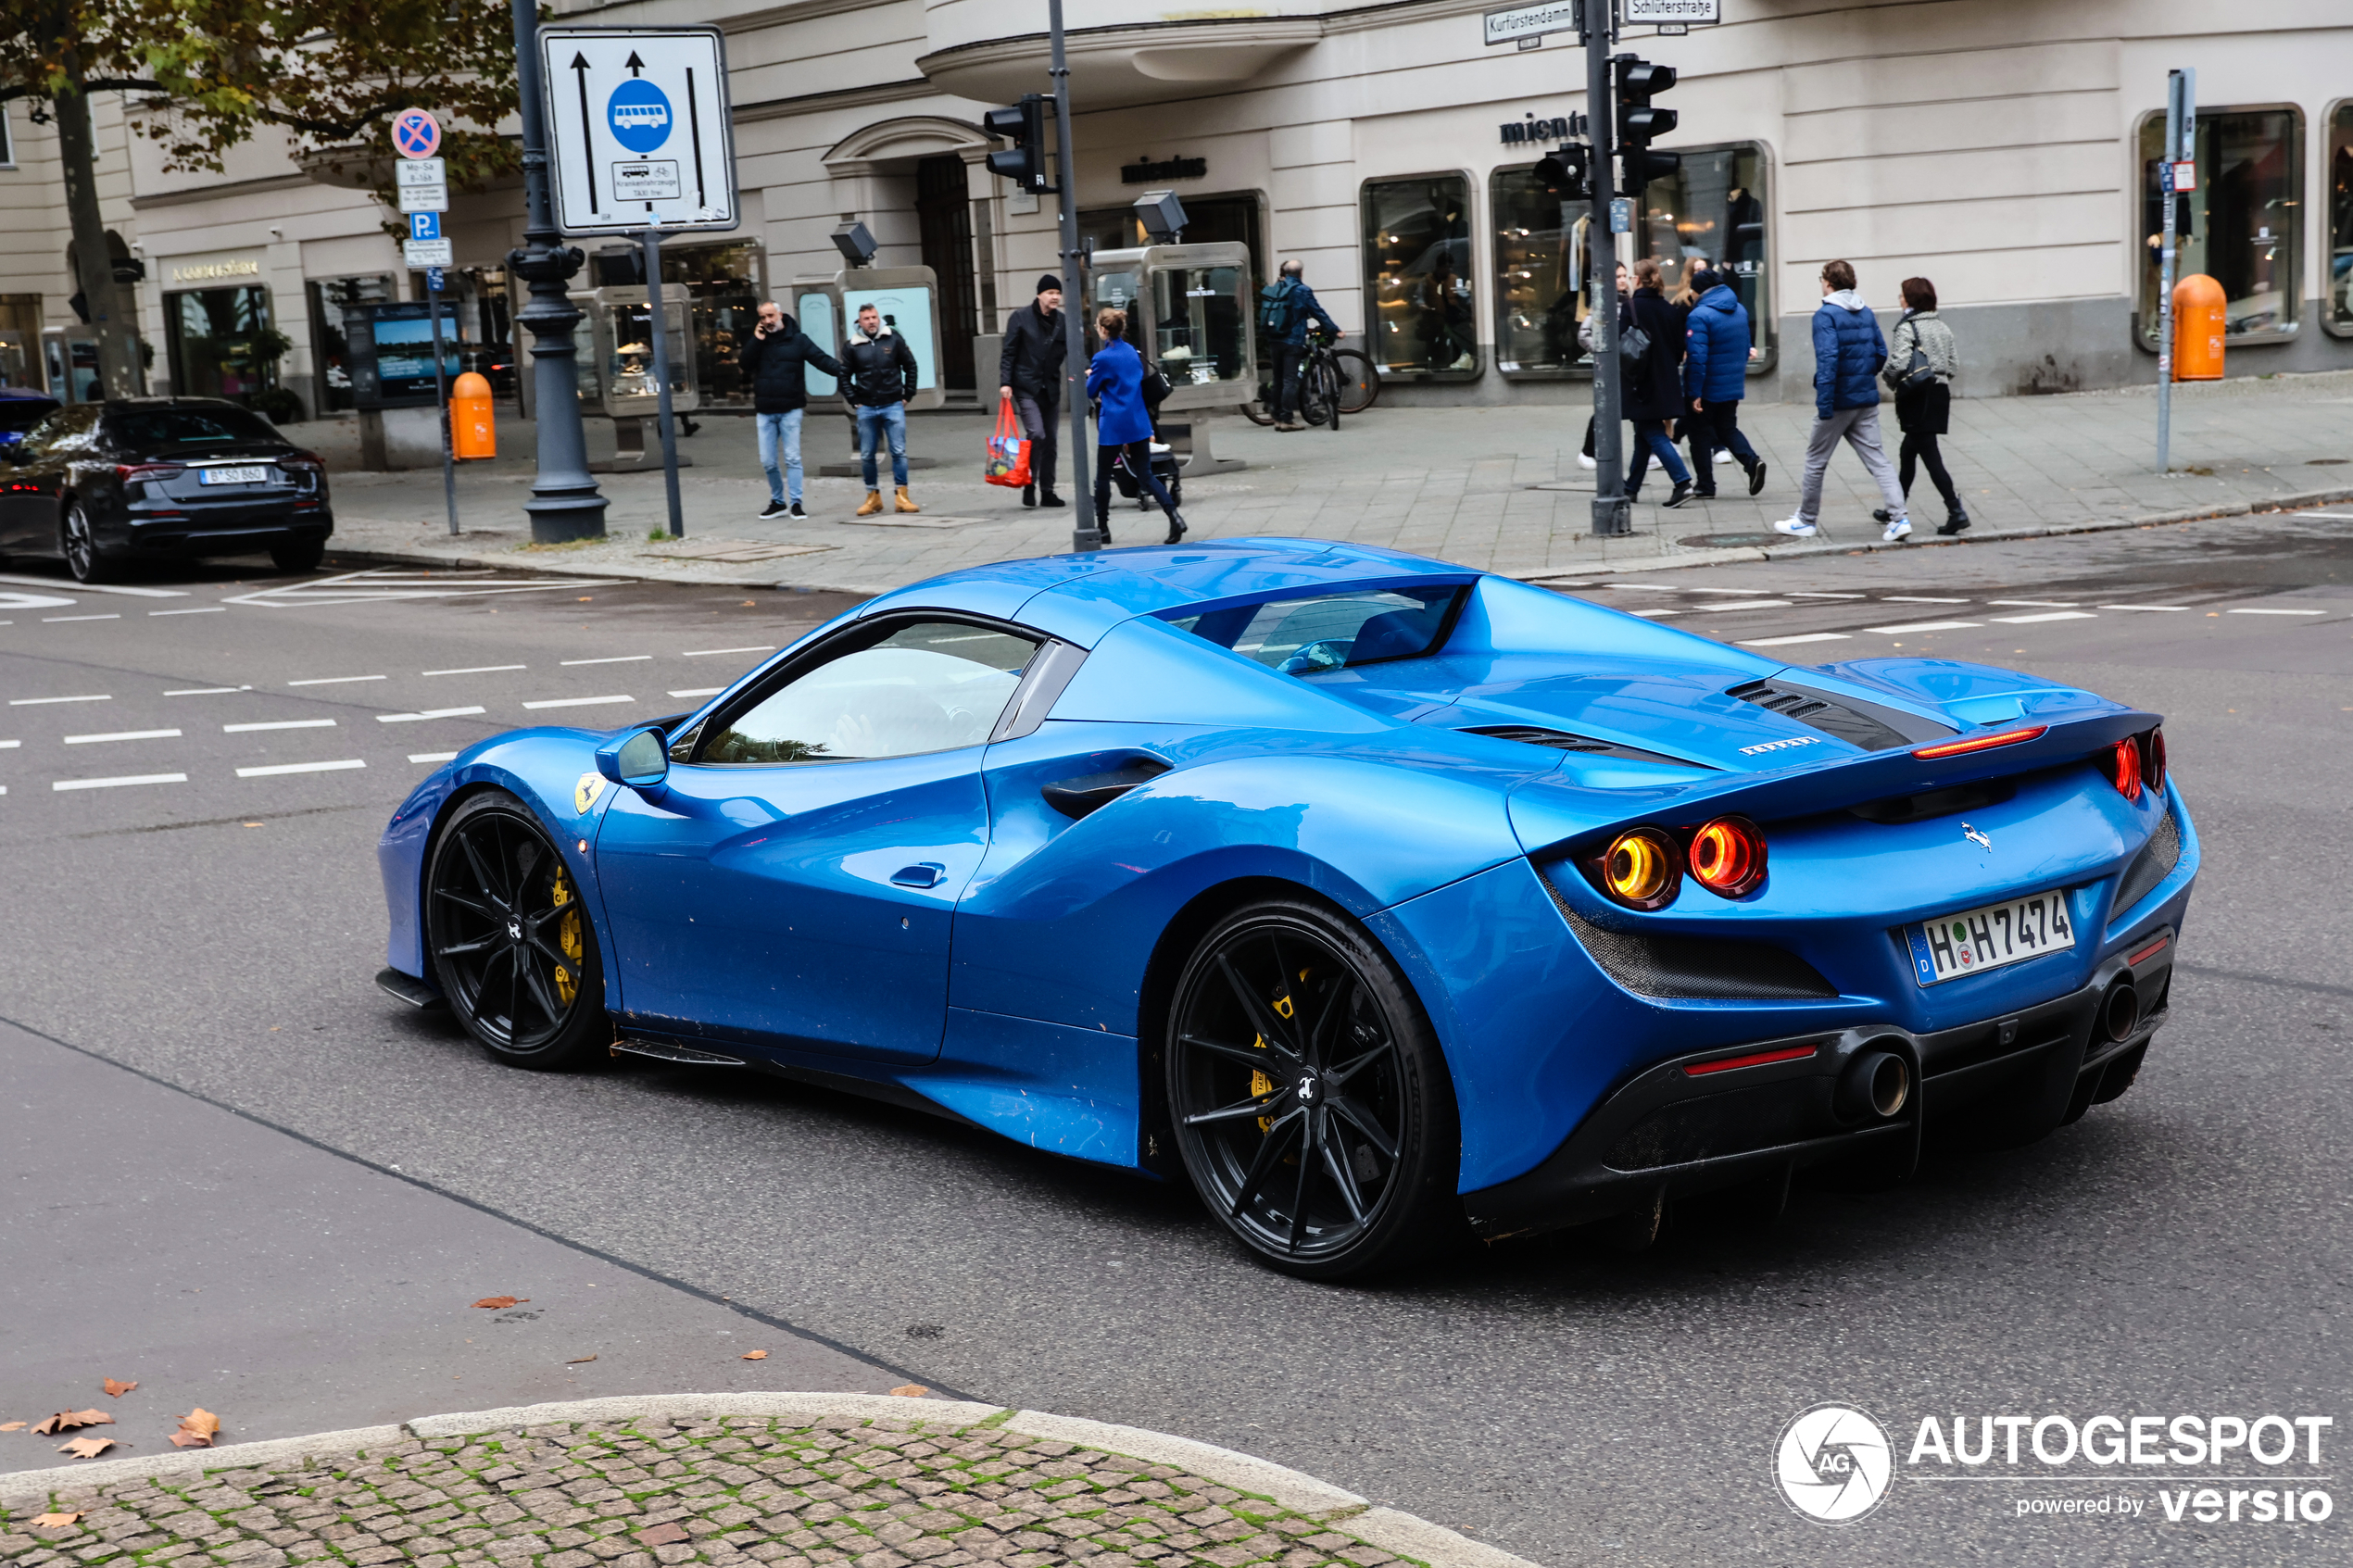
[824,117,992,391]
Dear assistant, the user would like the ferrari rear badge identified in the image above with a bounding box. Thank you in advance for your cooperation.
[1963,823,1992,851]
[574,772,607,814]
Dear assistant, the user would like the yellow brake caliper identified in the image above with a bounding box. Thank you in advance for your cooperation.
[1252,986,1298,1135]
[551,871,582,1008]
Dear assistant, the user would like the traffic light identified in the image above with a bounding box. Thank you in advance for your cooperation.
[1614,56,1681,194]
[985,94,1051,194]
[1532,142,1590,201]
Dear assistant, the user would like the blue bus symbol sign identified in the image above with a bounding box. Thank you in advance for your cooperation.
[607,80,673,155]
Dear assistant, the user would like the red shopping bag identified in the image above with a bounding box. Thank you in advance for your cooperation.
[984,400,1031,488]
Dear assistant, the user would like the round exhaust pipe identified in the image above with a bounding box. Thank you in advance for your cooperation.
[1835,1048,1910,1123]
[2102,978,2141,1044]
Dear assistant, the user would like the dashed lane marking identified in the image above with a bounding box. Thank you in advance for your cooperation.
[378,707,487,722]
[10,695,108,706]
[65,729,182,745]
[1694,599,1792,610]
[167,686,253,696]
[224,720,337,733]
[562,655,652,666]
[44,613,120,622]
[1881,596,1969,604]
[1683,588,1783,596]
[1862,621,1982,634]
[2098,604,2189,612]
[287,675,385,686]
[2227,608,2329,616]
[668,687,724,698]
[0,740,17,748]
[236,759,367,778]
[151,608,227,616]
[409,751,459,764]
[1988,600,2079,608]
[1739,633,1851,647]
[54,772,186,791]
[424,664,526,676]
[683,646,778,657]
[1787,592,1868,599]
[522,695,634,709]
[1628,610,1681,620]
[0,573,183,597]
[1993,611,2098,624]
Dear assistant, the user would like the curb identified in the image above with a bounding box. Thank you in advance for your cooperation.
[0,1393,1542,1568]
[312,543,899,599]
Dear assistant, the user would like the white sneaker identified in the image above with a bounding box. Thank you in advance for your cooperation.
[1772,517,1818,537]
[1578,452,1598,470]
[1881,517,1913,542]
[1714,448,1735,465]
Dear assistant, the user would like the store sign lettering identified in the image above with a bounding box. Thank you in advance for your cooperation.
[1501,116,1573,144]
[171,259,263,283]
[1120,155,1207,184]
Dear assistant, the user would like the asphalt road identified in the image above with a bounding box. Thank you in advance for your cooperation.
[2,520,2347,1567]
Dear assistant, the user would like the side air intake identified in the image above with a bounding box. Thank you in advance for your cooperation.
[2113,808,2182,915]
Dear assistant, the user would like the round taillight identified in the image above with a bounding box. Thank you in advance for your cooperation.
[1689,815,1768,897]
[1600,827,1680,910]
[2142,727,2167,794]
[2108,737,2142,801]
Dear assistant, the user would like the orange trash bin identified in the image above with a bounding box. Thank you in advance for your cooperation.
[451,371,497,458]
[2171,274,2224,381]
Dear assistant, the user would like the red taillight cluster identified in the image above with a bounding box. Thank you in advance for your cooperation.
[1588,814,1768,910]
[115,461,182,483]
[2096,725,2167,801]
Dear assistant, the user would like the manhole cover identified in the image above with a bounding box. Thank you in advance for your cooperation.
[1679,532,1784,548]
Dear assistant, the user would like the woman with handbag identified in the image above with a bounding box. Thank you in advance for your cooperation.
[1878,276,1968,534]
[1622,257,1695,508]
[1088,308,1187,544]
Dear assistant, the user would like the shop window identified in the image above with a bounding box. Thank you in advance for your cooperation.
[1491,143,1771,378]
[1361,175,1478,379]
[589,240,762,408]
[1150,261,1250,389]
[2328,102,2353,336]
[2138,107,2302,344]
[166,285,280,404]
[308,275,393,414]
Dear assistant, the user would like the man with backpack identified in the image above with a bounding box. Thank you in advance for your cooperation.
[1259,258,1340,433]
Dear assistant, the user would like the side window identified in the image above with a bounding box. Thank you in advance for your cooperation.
[14,408,79,457]
[700,621,1034,764]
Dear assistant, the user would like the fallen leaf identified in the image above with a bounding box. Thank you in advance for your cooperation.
[59,1436,115,1459]
[887,1385,929,1399]
[103,1378,138,1399]
[564,1355,597,1365]
[739,1349,767,1361]
[31,1410,112,1436]
[472,1296,528,1309]
[0,1421,26,1431]
[176,1408,222,1440]
[169,1431,214,1449]
[31,1512,84,1528]
[635,1524,688,1549]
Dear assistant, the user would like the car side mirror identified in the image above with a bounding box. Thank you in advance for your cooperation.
[594,727,670,791]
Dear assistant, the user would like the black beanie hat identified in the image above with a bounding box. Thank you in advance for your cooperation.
[1038,274,1063,295]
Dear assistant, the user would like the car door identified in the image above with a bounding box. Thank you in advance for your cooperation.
[593,615,1040,1064]
[0,407,82,551]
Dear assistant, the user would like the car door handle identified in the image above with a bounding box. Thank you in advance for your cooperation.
[890,862,947,887]
[1042,756,1171,821]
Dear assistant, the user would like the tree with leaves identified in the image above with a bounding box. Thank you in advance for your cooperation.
[1,0,519,400]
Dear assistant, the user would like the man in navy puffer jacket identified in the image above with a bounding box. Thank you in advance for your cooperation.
[1776,258,1910,541]
[1680,267,1765,498]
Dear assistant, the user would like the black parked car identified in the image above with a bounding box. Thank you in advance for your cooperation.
[0,386,62,453]
[0,397,332,582]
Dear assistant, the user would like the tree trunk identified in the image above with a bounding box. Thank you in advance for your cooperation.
[56,57,138,400]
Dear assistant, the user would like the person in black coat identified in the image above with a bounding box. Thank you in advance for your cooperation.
[1623,258,1695,508]
[999,275,1067,508]
[738,301,842,520]
[841,302,922,516]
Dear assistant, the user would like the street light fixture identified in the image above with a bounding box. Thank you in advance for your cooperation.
[831,220,878,268]
[1132,189,1187,244]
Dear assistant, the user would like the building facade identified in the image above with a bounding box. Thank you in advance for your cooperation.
[3,0,2349,416]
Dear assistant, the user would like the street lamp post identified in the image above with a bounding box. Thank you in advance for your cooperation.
[507,0,608,542]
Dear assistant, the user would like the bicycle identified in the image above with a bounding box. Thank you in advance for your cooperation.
[1243,330,1379,429]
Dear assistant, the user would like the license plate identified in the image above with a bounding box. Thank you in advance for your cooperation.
[199,465,271,485]
[1905,888,2077,985]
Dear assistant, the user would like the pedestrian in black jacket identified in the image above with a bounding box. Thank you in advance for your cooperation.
[841,303,921,516]
[999,275,1067,508]
[1623,259,1695,508]
[738,301,842,519]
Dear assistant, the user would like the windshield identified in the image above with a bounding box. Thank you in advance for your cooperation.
[107,405,283,449]
[1165,585,1462,675]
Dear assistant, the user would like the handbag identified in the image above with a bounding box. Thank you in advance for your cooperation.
[1618,323,1651,365]
[984,398,1031,488]
[1894,314,1938,391]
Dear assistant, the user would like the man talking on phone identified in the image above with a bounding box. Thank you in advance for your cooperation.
[738,300,842,520]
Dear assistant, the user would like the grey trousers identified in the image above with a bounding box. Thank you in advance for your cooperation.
[1796,403,1906,524]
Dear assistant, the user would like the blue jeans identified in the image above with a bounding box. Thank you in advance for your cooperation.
[755,409,803,504]
[856,402,908,488]
[1626,419,1692,492]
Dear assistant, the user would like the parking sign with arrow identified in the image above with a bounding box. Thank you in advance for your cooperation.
[538,26,736,236]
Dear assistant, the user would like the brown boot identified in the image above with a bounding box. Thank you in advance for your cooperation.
[856,489,884,517]
[894,486,920,514]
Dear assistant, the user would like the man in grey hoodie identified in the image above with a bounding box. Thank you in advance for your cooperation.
[1775,260,1909,542]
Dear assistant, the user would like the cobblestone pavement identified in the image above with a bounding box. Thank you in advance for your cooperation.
[0,1415,1423,1568]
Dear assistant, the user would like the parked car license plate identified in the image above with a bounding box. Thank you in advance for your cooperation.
[199,465,272,485]
[1905,888,2076,985]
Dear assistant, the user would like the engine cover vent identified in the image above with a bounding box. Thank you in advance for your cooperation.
[1459,724,1706,768]
[1727,678,1954,752]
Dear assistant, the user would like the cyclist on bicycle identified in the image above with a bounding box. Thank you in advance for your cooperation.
[1261,258,1340,433]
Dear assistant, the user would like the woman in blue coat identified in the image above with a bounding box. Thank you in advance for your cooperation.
[1087,308,1186,544]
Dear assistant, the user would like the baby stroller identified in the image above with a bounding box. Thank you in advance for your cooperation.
[1108,440,1183,512]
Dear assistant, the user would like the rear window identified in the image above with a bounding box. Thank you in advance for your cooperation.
[107,405,282,448]
[1164,585,1462,675]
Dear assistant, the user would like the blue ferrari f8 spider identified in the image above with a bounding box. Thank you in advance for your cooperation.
[377,540,2196,1276]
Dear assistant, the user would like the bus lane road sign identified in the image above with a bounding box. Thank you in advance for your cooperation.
[538,26,736,236]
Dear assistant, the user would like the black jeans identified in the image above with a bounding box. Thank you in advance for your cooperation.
[1683,400,1759,494]
[1094,440,1177,524]
[1013,391,1058,495]
[1273,344,1308,420]
[1899,432,1963,515]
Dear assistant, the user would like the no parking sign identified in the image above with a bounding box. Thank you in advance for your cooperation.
[392,107,442,160]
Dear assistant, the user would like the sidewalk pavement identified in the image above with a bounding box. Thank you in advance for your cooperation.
[307,371,2353,594]
[0,1396,1538,1568]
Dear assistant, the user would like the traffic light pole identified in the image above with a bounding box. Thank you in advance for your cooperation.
[1584,3,1629,537]
[1047,0,1100,553]
[2157,68,2193,475]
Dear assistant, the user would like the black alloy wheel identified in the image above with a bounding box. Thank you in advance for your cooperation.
[425,792,607,1069]
[1167,897,1462,1278]
[61,502,112,583]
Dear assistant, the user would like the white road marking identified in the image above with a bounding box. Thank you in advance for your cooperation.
[0,573,184,597]
[1603,583,1680,593]
[1881,596,1969,604]
[1739,633,1851,646]
[1862,621,1982,633]
[1993,611,2098,624]
[287,674,385,686]
[65,729,182,745]
[2227,607,2328,616]
[0,739,19,748]
[1627,611,1681,620]
[1695,599,1793,610]
[377,707,487,722]
[225,569,605,607]
[236,759,367,777]
[562,655,652,666]
[224,719,338,733]
[167,686,252,696]
[1987,599,2080,608]
[54,772,186,791]
[151,607,228,616]
[44,613,120,622]
[409,751,459,764]
[1683,587,1780,596]
[522,695,634,709]
[2097,604,2188,612]
[10,694,108,706]
[1787,592,1868,599]
[424,664,526,676]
